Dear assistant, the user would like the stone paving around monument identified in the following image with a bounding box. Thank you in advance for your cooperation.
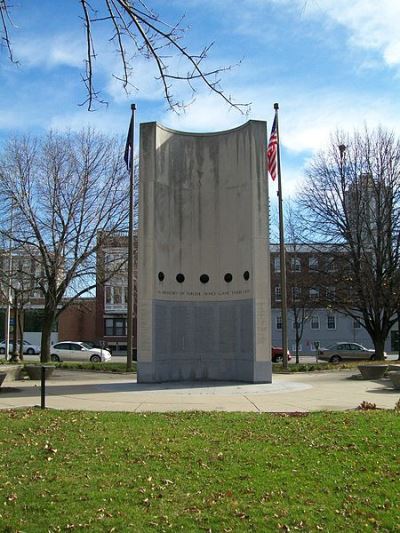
[0,368,399,412]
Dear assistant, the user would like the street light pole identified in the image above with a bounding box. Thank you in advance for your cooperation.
[4,202,14,361]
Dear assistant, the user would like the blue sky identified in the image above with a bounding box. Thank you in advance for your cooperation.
[1,0,400,197]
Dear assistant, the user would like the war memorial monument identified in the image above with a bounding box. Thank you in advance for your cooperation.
[137,120,271,383]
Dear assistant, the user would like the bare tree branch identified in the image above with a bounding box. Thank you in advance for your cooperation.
[0,0,17,63]
[0,1,249,113]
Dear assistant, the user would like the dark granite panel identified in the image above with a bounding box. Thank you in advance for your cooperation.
[145,299,267,382]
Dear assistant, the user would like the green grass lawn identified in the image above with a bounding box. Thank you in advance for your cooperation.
[0,410,399,532]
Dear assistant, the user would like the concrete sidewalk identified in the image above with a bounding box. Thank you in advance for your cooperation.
[0,368,399,412]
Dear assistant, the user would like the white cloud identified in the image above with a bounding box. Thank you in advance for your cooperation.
[105,57,164,104]
[14,34,84,69]
[158,78,400,172]
[48,108,128,136]
[161,92,245,132]
[284,0,400,69]
[182,0,400,72]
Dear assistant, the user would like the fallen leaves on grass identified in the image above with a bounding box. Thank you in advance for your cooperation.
[357,401,377,410]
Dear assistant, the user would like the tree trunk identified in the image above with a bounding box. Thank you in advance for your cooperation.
[295,330,300,364]
[10,294,20,362]
[18,308,24,361]
[40,310,56,363]
[373,336,386,361]
[397,310,400,361]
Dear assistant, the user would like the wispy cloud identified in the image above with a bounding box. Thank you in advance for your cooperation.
[105,57,165,104]
[48,108,128,136]
[274,0,400,69]
[162,79,400,154]
[13,34,85,69]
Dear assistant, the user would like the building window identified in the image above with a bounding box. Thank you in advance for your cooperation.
[104,285,127,307]
[292,343,301,352]
[327,313,336,329]
[104,253,114,270]
[105,317,127,336]
[309,256,318,271]
[309,288,319,300]
[327,257,337,272]
[326,287,336,300]
[105,286,112,305]
[105,319,113,336]
[292,287,301,301]
[311,341,320,352]
[276,315,282,330]
[311,315,320,329]
[275,285,281,302]
[353,319,361,329]
[274,257,280,272]
[291,257,301,272]
[114,319,125,336]
[114,286,122,305]
[104,251,128,272]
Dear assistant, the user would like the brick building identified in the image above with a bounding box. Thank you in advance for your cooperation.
[58,299,97,343]
[95,231,137,355]
[270,244,378,354]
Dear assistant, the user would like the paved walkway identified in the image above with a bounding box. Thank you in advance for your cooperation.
[1,368,399,412]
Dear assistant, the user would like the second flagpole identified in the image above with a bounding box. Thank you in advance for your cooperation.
[126,103,136,372]
[274,103,289,369]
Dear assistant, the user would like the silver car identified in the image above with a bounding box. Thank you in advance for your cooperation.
[317,342,383,363]
[0,339,41,355]
[50,341,112,363]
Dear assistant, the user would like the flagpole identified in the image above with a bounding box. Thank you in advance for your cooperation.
[274,103,289,369]
[126,103,136,372]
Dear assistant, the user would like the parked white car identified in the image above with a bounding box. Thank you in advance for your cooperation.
[0,340,41,355]
[50,341,112,363]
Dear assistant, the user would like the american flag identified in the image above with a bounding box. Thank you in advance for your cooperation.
[267,116,278,181]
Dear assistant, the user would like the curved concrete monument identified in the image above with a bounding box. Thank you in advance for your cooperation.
[137,121,271,383]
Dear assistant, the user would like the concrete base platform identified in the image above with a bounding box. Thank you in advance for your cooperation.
[0,368,399,412]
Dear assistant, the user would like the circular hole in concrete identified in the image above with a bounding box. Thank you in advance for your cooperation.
[224,273,233,283]
[176,273,185,283]
[158,272,165,281]
[200,274,209,284]
[243,271,250,280]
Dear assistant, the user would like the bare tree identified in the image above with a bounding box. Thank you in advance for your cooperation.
[0,130,129,361]
[2,250,40,361]
[0,1,248,113]
[284,204,318,363]
[299,127,400,359]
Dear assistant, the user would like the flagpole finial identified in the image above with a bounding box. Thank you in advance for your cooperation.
[274,103,279,110]
[131,103,136,111]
